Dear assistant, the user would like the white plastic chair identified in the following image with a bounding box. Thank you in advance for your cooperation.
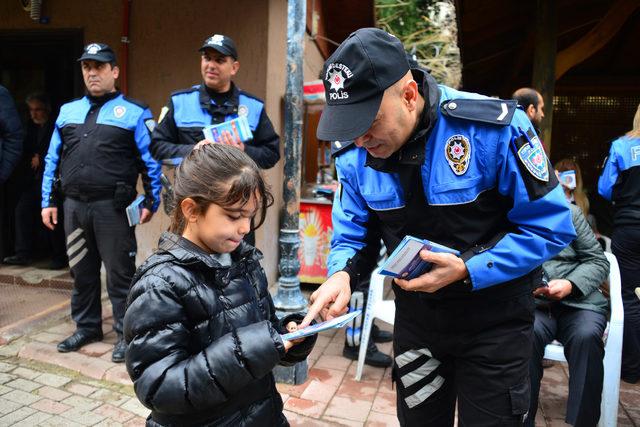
[355,267,395,381]
[543,252,624,427]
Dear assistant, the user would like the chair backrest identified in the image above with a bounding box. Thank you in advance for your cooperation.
[604,252,623,325]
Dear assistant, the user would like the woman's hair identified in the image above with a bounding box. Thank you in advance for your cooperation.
[555,158,589,217]
[627,103,640,138]
[168,144,274,234]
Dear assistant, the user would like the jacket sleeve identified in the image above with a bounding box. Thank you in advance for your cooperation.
[134,108,162,212]
[327,154,384,288]
[464,110,576,290]
[124,272,286,414]
[149,99,192,164]
[243,109,280,169]
[41,122,63,208]
[560,205,610,297]
[598,141,619,201]
[0,86,23,183]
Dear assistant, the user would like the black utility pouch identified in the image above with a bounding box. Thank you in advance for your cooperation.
[113,181,135,210]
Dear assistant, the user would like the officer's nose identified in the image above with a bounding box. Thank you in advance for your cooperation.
[354,134,370,147]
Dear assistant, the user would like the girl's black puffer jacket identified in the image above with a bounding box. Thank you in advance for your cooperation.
[124,232,316,426]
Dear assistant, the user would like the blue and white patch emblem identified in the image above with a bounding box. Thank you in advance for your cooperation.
[238,105,249,117]
[113,105,126,119]
[517,136,549,182]
[445,134,471,175]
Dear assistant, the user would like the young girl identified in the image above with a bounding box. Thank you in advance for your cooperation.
[124,144,315,427]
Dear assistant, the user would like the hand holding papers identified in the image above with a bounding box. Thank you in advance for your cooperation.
[203,116,253,144]
[125,195,146,227]
[379,236,460,280]
[281,310,362,341]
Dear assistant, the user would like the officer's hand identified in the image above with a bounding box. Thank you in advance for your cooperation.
[139,208,153,224]
[41,207,58,231]
[193,139,215,150]
[300,271,351,328]
[219,130,245,151]
[545,279,573,300]
[395,250,469,293]
[31,154,40,171]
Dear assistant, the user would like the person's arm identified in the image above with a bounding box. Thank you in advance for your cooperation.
[597,141,618,201]
[41,122,63,209]
[0,86,23,183]
[149,99,192,163]
[561,206,610,297]
[243,109,280,169]
[463,111,576,290]
[124,273,286,414]
[134,108,162,214]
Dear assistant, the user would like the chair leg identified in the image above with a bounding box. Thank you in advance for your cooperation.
[355,299,375,381]
[599,335,622,427]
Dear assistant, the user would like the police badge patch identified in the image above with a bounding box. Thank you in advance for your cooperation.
[517,135,549,182]
[113,106,126,119]
[238,105,249,117]
[144,119,156,134]
[445,135,471,175]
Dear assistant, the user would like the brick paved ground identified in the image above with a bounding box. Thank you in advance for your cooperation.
[0,283,639,425]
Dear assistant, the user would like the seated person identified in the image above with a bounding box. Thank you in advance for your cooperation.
[526,201,610,427]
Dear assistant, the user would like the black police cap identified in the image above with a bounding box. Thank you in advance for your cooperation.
[316,28,409,142]
[77,43,116,63]
[199,34,238,60]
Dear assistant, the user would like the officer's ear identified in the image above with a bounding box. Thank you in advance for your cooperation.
[526,104,536,120]
[230,60,239,77]
[401,78,419,112]
[111,65,120,80]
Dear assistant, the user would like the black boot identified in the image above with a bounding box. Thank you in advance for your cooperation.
[372,324,393,343]
[57,329,103,353]
[112,335,126,363]
[343,339,392,368]
[3,255,31,265]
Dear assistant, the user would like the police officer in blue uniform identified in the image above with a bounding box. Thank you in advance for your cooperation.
[598,105,640,384]
[150,34,280,245]
[41,43,162,363]
[302,28,575,426]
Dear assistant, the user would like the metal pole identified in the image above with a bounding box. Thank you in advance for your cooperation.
[272,0,308,385]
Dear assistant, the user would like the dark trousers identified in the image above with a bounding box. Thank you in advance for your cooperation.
[392,287,534,427]
[14,178,66,261]
[526,304,606,427]
[612,225,640,382]
[63,197,137,335]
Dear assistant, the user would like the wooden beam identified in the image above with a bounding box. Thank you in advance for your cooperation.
[555,0,640,80]
[532,0,557,154]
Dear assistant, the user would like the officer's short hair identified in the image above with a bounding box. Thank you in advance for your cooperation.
[512,88,540,110]
[25,92,51,111]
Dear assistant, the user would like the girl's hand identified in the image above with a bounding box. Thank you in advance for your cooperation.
[283,321,304,352]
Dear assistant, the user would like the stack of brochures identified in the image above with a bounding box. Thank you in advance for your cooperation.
[125,195,146,227]
[379,235,460,280]
[280,310,361,341]
[203,116,253,143]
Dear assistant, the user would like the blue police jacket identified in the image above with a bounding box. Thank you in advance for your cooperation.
[329,71,575,294]
[42,91,162,211]
[150,83,280,168]
[598,135,640,226]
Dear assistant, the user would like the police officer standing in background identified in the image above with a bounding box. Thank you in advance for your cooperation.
[598,103,640,384]
[303,29,575,426]
[150,34,280,244]
[41,43,162,363]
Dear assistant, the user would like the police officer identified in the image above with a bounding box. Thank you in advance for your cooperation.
[598,103,640,384]
[41,43,162,363]
[150,34,280,244]
[302,28,575,426]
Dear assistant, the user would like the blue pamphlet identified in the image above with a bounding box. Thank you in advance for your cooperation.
[379,236,460,280]
[280,310,362,341]
[203,116,253,143]
[125,195,146,227]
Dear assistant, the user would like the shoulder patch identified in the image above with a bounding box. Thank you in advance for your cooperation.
[122,95,148,110]
[441,99,517,126]
[511,127,558,200]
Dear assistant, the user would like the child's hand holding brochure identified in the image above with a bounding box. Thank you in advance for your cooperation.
[280,310,361,341]
[379,236,460,280]
[203,116,253,144]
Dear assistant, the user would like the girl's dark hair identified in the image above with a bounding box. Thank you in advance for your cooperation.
[168,144,274,234]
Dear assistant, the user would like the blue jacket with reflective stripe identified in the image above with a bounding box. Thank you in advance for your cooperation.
[150,84,280,168]
[329,72,575,293]
[598,135,640,226]
[42,92,162,211]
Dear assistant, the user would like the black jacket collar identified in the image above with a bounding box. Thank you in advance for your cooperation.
[87,90,120,107]
[157,231,260,269]
[365,70,440,173]
[198,82,240,110]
